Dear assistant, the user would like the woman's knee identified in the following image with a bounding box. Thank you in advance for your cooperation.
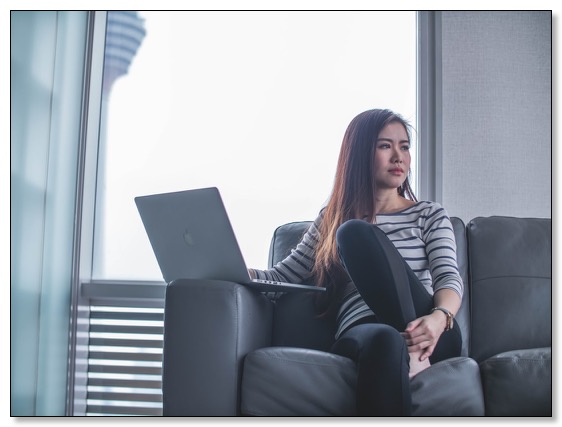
[359,323,405,349]
[336,219,372,253]
[334,323,405,356]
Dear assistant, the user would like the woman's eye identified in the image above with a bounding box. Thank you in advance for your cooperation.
[401,145,410,151]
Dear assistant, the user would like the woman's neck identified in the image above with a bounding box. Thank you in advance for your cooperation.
[374,191,415,215]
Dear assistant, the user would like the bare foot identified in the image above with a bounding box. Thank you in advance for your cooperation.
[409,351,431,379]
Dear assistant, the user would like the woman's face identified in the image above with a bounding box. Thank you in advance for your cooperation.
[373,121,411,191]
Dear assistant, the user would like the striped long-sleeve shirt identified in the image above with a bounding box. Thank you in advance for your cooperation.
[250,201,464,339]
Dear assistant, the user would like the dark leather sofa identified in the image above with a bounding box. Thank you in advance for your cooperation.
[162,216,551,416]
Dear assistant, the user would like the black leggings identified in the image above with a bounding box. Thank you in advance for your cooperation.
[330,219,462,416]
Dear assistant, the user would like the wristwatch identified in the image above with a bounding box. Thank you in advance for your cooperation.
[431,306,454,331]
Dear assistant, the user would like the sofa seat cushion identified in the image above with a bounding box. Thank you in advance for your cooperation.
[241,347,356,416]
[479,347,551,416]
[410,357,485,416]
[242,348,485,416]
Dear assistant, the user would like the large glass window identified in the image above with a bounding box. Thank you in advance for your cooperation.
[94,11,417,281]
[11,11,90,415]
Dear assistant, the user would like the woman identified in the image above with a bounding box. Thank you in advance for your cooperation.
[249,109,463,416]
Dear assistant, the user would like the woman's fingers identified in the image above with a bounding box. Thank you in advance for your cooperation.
[402,314,444,353]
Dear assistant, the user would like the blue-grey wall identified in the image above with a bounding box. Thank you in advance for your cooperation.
[440,11,551,222]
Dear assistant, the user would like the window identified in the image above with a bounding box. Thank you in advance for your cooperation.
[76,11,417,416]
[93,10,417,281]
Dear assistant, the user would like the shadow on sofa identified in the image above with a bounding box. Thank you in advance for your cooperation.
[162,216,551,416]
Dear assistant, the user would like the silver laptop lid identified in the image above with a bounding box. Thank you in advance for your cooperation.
[135,187,251,284]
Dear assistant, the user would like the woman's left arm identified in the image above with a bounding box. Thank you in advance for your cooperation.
[401,205,463,360]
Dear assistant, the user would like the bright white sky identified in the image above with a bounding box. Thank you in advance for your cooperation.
[96,10,417,280]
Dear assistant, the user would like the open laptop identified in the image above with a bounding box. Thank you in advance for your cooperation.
[135,187,325,293]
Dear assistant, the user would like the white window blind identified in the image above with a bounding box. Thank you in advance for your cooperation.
[83,283,165,416]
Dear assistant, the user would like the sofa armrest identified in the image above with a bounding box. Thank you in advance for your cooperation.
[162,279,273,416]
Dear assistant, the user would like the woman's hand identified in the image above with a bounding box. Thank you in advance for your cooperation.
[400,311,448,361]
[403,288,462,361]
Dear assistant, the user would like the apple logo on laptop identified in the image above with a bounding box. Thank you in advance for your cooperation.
[183,229,195,246]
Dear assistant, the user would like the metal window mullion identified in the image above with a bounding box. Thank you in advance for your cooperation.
[416,11,443,204]
[67,11,108,416]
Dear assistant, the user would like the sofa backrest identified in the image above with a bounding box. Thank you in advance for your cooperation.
[269,217,471,355]
[268,221,336,352]
[268,221,313,267]
[451,217,470,357]
[467,216,551,362]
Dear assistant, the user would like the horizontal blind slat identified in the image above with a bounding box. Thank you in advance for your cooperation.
[89,324,164,335]
[89,351,163,362]
[88,385,162,394]
[89,338,163,348]
[89,344,162,354]
[88,364,162,376]
[86,405,162,416]
[88,391,162,403]
[90,311,164,321]
[88,377,162,389]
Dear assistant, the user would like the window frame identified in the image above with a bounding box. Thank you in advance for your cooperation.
[67,10,107,416]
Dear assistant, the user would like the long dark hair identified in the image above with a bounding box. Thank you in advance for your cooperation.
[313,109,416,315]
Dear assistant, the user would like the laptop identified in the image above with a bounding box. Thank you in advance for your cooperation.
[134,187,325,293]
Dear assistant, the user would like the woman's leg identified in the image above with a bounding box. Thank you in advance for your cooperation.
[336,219,462,363]
[336,219,423,329]
[330,323,411,416]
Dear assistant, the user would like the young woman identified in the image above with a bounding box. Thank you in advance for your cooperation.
[249,109,463,416]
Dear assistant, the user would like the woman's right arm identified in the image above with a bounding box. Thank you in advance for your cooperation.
[248,212,323,285]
